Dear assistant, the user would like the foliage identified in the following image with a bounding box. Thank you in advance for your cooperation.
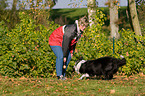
[75,10,109,59]
[19,0,53,26]
[136,0,145,35]
[76,30,145,75]
[0,12,60,77]
[0,0,8,10]
[136,0,145,22]
[0,9,144,77]
[73,10,145,76]
[0,0,55,30]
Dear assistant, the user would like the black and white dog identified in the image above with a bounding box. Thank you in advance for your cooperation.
[74,55,126,80]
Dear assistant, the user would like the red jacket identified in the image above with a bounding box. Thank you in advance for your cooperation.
[49,26,64,47]
[49,23,82,57]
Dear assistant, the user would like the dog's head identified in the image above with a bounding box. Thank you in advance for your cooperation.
[74,58,86,74]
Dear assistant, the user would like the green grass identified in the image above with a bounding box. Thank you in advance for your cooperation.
[51,8,88,19]
[50,7,127,20]
[50,8,88,25]
[50,7,131,29]
[0,73,145,96]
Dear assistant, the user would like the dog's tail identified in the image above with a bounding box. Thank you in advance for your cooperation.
[118,55,126,67]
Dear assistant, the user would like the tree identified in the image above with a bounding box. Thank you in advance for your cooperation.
[136,0,145,35]
[109,0,120,39]
[87,0,97,26]
[12,0,17,11]
[0,0,8,21]
[45,0,57,8]
[0,0,57,29]
[0,0,18,29]
[27,0,57,25]
[0,0,8,10]
[128,0,142,36]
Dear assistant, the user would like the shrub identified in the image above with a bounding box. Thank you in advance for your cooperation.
[72,29,144,76]
[0,10,144,77]
[116,29,145,75]
[0,12,60,77]
[71,10,145,76]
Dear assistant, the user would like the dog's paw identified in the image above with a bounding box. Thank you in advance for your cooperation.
[78,78,82,80]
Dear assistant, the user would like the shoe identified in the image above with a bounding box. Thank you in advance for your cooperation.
[57,75,66,80]
[61,77,66,80]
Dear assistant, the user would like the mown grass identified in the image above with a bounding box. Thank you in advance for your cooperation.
[0,73,145,96]
[50,8,88,25]
[51,8,88,19]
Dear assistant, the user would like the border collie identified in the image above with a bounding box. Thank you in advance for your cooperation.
[74,55,126,80]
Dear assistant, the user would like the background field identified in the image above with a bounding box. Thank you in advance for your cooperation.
[50,7,129,26]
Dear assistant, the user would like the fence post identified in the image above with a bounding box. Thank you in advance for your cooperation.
[113,37,115,54]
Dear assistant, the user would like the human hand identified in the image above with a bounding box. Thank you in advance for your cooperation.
[63,57,66,69]
[63,57,66,63]
[71,53,73,57]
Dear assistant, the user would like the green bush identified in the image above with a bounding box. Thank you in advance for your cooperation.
[73,29,144,76]
[0,10,144,77]
[72,10,145,76]
[0,12,60,77]
[116,29,145,75]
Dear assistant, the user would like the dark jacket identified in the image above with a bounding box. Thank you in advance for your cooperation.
[49,23,82,57]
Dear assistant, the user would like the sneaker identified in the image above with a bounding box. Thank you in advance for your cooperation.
[61,77,66,80]
[57,75,62,80]
[57,75,66,80]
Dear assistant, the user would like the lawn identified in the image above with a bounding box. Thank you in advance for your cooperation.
[0,73,145,96]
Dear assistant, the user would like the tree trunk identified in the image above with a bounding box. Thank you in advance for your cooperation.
[12,0,17,11]
[128,0,142,36]
[87,0,97,27]
[10,0,18,29]
[109,0,120,39]
[0,0,8,10]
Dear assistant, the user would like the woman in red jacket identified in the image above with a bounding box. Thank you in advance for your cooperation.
[49,16,88,80]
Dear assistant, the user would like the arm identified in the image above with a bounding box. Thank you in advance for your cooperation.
[62,33,72,58]
[69,34,82,54]
[62,24,77,58]
[69,42,76,54]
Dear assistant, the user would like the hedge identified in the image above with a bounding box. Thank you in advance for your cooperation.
[0,12,59,77]
[0,11,144,77]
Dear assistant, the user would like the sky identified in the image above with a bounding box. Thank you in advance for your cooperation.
[53,0,128,9]
[6,0,128,9]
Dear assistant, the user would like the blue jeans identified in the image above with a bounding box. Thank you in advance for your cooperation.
[50,46,71,77]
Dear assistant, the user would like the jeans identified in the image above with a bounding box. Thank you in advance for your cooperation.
[50,46,71,77]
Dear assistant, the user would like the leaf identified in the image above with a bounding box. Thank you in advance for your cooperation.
[110,89,115,94]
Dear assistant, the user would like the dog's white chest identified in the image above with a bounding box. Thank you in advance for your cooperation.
[75,60,86,74]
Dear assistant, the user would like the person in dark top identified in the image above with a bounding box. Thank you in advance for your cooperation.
[49,16,88,80]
